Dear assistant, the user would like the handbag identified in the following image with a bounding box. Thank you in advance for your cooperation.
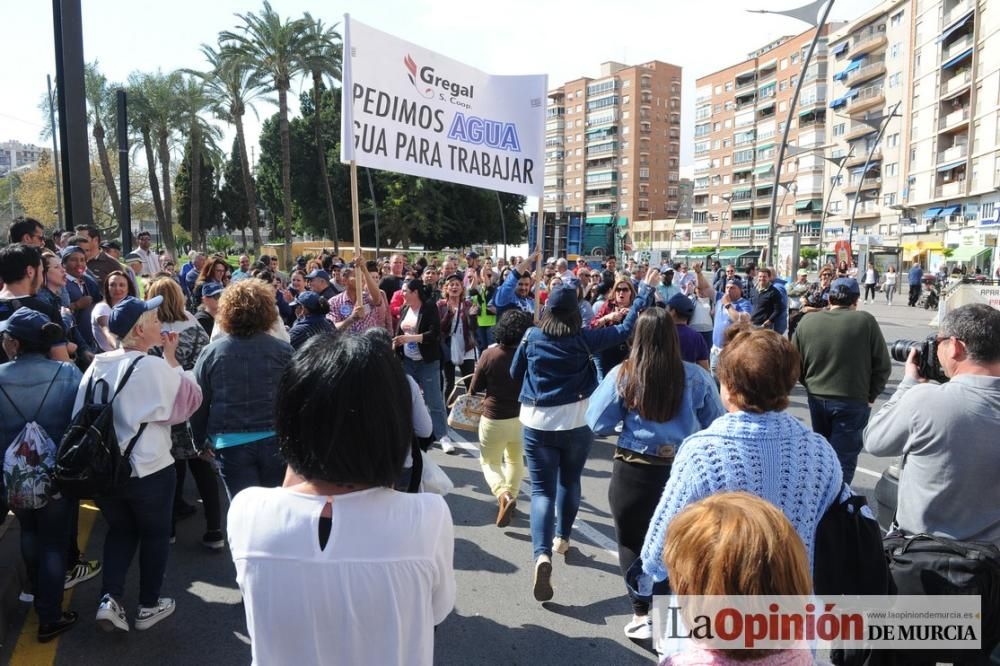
[447,374,484,432]
[813,484,890,596]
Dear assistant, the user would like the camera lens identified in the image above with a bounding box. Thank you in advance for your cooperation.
[889,339,918,363]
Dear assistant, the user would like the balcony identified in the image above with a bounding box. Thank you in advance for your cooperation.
[844,121,879,143]
[938,107,970,131]
[942,71,973,98]
[854,204,881,220]
[846,61,886,87]
[735,77,756,92]
[842,177,882,195]
[937,145,968,163]
[852,29,887,58]
[847,86,884,113]
[935,180,966,198]
[845,149,881,168]
[943,34,975,63]
[941,0,973,27]
[545,120,565,133]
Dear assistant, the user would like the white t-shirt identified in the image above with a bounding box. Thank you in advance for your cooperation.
[228,486,455,666]
[520,399,590,431]
[865,269,877,284]
[400,308,422,361]
[90,301,116,352]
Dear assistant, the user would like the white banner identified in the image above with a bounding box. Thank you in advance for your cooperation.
[340,16,546,197]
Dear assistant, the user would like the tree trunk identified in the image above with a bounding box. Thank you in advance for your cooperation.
[141,126,171,256]
[312,72,339,253]
[93,120,121,225]
[278,85,294,267]
[157,131,173,230]
[234,113,261,253]
[241,225,247,250]
[190,126,202,251]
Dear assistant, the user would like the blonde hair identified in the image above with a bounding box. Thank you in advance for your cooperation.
[119,309,159,348]
[217,279,277,337]
[145,277,187,323]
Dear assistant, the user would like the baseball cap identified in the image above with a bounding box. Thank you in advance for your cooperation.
[108,295,163,339]
[124,252,143,264]
[726,278,743,289]
[305,269,331,281]
[0,308,52,341]
[295,290,323,312]
[60,245,85,261]
[830,277,861,297]
[202,282,224,299]
[667,293,695,318]
[797,268,809,276]
[545,285,578,312]
[465,250,479,259]
[100,240,122,251]
[443,273,463,284]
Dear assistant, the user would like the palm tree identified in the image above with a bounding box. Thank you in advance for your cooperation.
[298,14,342,252]
[137,70,185,254]
[125,73,171,255]
[187,44,268,252]
[173,74,222,250]
[221,1,311,264]
[84,62,121,225]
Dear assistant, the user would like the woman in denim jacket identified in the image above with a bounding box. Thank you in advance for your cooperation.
[0,308,83,642]
[586,307,724,640]
[511,269,660,602]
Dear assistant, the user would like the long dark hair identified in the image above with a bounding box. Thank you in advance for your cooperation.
[617,308,685,422]
[539,306,582,338]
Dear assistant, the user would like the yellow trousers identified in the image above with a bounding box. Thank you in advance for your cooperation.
[477,416,524,498]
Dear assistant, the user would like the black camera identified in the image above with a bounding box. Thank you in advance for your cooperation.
[889,336,948,383]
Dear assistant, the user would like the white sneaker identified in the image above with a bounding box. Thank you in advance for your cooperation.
[134,597,176,631]
[552,537,570,555]
[533,555,553,602]
[96,594,129,633]
[438,437,457,454]
[19,592,34,603]
[624,614,653,640]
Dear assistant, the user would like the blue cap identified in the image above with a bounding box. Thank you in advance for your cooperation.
[545,285,578,312]
[562,276,581,290]
[305,269,331,281]
[60,245,85,261]
[295,290,323,311]
[202,282,224,299]
[0,308,52,342]
[830,277,861,297]
[667,293,695,318]
[108,295,164,339]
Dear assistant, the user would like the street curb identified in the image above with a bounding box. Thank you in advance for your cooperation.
[0,514,28,649]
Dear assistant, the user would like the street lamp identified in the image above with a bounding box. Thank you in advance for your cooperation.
[847,101,902,247]
[750,0,838,263]
[717,194,733,254]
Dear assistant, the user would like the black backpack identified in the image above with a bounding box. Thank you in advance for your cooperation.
[813,485,891,596]
[53,356,147,499]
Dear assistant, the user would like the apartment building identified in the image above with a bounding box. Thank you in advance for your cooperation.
[692,27,836,256]
[543,60,683,244]
[0,141,46,176]
[902,0,999,271]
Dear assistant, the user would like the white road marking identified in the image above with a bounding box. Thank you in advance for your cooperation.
[443,438,620,559]
[854,466,883,480]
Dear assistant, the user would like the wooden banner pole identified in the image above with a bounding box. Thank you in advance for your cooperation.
[534,199,544,320]
[350,160,364,297]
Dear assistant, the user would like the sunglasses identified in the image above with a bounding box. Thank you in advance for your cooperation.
[615,287,632,293]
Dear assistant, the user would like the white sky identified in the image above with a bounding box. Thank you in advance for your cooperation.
[1,0,879,168]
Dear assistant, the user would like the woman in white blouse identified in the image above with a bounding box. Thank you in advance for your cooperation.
[228,332,455,666]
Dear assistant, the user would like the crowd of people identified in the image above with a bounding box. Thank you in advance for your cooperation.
[1,215,998,665]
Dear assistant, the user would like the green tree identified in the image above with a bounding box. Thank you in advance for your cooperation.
[176,139,221,242]
[174,74,222,249]
[218,138,253,242]
[221,1,312,264]
[298,14,342,251]
[126,72,168,252]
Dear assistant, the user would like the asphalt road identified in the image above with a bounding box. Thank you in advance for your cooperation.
[1,300,937,666]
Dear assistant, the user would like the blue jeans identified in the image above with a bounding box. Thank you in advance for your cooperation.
[404,357,448,441]
[522,425,594,559]
[475,325,494,353]
[215,437,286,501]
[96,465,175,607]
[15,496,73,624]
[807,396,871,485]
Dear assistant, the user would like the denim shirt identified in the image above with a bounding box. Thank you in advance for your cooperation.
[511,283,653,407]
[0,354,83,446]
[190,332,294,445]
[494,269,535,317]
[586,362,724,458]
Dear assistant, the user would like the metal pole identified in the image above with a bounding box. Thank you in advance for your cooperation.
[818,146,853,261]
[495,191,507,260]
[365,167,379,256]
[766,0,836,262]
[117,89,132,254]
[717,197,732,254]
[52,0,93,232]
[847,101,901,249]
[47,74,64,230]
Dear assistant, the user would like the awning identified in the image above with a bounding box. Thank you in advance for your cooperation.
[936,12,974,43]
[733,166,753,175]
[732,185,752,193]
[754,163,774,176]
[718,248,756,260]
[796,220,822,228]
[753,224,770,232]
[732,203,752,211]
[941,48,974,70]
[828,88,858,109]
[950,245,990,262]
[727,226,751,232]
[795,199,822,211]
[834,57,864,81]
[798,106,823,117]
[756,142,774,152]
[940,205,962,216]
[903,241,945,254]
[831,41,850,56]
[923,208,943,219]
[936,159,966,172]
[586,215,614,225]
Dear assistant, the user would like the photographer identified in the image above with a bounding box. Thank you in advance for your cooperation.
[864,304,1000,544]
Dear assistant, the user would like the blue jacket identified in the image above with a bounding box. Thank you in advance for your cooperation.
[511,283,653,407]
[772,278,789,336]
[587,362,724,458]
[0,354,83,447]
[494,269,535,317]
[190,332,294,444]
[288,313,334,350]
[908,265,923,285]
[65,274,102,349]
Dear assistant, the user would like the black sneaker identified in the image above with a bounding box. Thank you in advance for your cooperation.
[64,560,101,590]
[38,611,78,643]
[201,530,225,551]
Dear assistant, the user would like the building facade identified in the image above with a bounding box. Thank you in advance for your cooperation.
[543,60,683,248]
[692,27,837,254]
[0,141,46,176]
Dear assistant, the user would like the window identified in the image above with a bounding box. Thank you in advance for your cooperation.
[886,163,898,177]
[883,192,896,206]
[725,82,733,92]
[639,167,650,178]
[889,10,903,27]
[779,80,789,91]
[888,73,902,88]
[889,43,900,59]
[790,52,799,65]
[833,123,846,136]
[780,58,788,70]
[714,85,722,95]
[886,133,899,148]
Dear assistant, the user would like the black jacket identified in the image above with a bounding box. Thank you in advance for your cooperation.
[396,300,441,362]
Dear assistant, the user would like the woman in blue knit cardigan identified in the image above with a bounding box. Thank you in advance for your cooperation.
[639,326,842,596]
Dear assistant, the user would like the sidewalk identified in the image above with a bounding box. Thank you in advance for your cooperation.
[0,515,28,654]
